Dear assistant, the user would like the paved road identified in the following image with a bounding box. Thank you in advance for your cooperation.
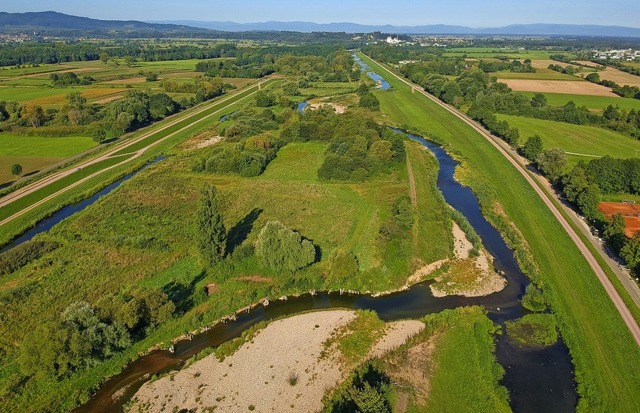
[365,55,640,347]
[0,79,269,227]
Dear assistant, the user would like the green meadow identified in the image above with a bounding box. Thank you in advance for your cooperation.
[0,134,96,184]
[496,114,640,165]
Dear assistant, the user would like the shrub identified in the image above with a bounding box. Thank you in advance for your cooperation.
[255,221,316,272]
[328,250,359,281]
[0,240,59,276]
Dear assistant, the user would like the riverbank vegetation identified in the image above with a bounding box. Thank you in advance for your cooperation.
[326,307,510,413]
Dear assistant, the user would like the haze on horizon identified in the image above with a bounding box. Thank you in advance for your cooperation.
[4,0,640,28]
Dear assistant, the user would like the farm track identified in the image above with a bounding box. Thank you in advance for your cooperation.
[366,55,640,347]
[0,78,272,227]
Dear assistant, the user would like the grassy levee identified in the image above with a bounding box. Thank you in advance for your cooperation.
[0,80,274,246]
[359,53,640,412]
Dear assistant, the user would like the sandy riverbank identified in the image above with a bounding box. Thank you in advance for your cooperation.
[128,310,423,413]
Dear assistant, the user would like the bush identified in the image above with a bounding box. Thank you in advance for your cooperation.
[521,284,548,312]
[0,240,59,276]
[255,221,316,272]
[328,250,359,281]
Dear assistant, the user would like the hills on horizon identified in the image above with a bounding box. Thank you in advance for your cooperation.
[1,11,640,38]
[157,20,640,37]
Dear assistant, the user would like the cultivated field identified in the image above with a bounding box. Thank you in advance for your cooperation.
[497,114,640,164]
[0,134,96,184]
[443,47,554,60]
[597,66,640,87]
[500,79,617,96]
[494,69,582,81]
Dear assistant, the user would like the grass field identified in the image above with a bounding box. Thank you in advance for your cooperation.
[518,91,639,112]
[360,52,640,412]
[443,47,555,60]
[0,134,96,184]
[497,113,640,155]
[496,114,640,165]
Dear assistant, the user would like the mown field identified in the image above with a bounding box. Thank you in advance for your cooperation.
[494,68,582,81]
[360,52,640,412]
[443,47,555,60]
[518,91,640,112]
[0,109,454,411]
[0,134,96,184]
[496,114,640,165]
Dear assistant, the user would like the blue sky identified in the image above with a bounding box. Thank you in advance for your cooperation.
[5,0,640,27]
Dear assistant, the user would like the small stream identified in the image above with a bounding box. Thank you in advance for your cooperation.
[0,156,165,253]
[77,132,577,412]
[353,55,391,90]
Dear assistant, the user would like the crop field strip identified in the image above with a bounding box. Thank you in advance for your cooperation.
[359,52,640,411]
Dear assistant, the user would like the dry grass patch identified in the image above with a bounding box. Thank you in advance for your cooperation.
[598,67,640,87]
[501,79,617,96]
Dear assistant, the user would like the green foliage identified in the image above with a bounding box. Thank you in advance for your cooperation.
[603,213,627,253]
[520,135,544,163]
[536,148,567,182]
[505,313,559,347]
[324,361,391,413]
[255,221,316,272]
[521,284,548,312]
[620,233,640,272]
[19,301,131,378]
[328,250,359,281]
[359,92,380,110]
[0,240,59,276]
[10,163,22,176]
[197,185,227,267]
[418,307,510,413]
[561,165,601,219]
[255,91,276,107]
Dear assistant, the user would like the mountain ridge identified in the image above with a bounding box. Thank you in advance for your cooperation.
[1,12,640,37]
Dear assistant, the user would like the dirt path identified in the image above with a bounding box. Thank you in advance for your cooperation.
[366,55,640,348]
[0,79,269,228]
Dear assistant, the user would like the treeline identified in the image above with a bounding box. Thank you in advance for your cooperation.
[0,41,239,67]
[195,46,359,81]
[547,63,582,75]
[584,72,640,100]
[478,59,535,73]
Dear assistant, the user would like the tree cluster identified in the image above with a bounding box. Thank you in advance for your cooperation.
[49,71,93,86]
[19,291,173,378]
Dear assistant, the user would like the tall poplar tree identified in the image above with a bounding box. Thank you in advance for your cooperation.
[197,185,226,266]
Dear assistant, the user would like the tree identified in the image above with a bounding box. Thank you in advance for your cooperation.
[536,148,567,182]
[255,221,316,272]
[21,103,45,128]
[621,233,640,272]
[197,185,227,266]
[359,92,380,110]
[531,93,547,108]
[255,91,276,107]
[586,72,601,83]
[604,213,627,253]
[521,135,544,162]
[11,163,22,176]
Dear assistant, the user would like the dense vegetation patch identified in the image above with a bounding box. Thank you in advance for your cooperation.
[505,313,559,347]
